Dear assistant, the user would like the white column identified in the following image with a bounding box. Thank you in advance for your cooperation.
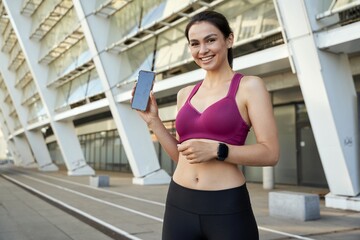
[3,0,94,176]
[0,46,58,171]
[27,131,59,171]
[73,0,170,184]
[0,114,8,160]
[13,136,38,168]
[0,113,20,164]
[275,0,359,196]
[263,166,275,190]
[0,89,36,167]
[6,140,20,164]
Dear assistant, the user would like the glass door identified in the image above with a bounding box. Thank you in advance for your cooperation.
[297,104,328,187]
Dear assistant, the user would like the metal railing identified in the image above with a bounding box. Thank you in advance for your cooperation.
[316,0,360,19]
[93,0,133,18]
[106,0,226,54]
[21,0,44,17]
[30,0,73,40]
[39,27,84,65]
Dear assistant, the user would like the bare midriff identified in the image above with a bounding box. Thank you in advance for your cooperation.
[172,139,246,190]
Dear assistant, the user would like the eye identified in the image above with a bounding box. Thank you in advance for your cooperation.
[207,38,216,43]
[189,42,199,47]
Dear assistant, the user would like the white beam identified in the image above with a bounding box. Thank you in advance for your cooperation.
[2,0,94,176]
[0,87,36,167]
[275,0,359,196]
[0,112,19,164]
[0,41,58,171]
[73,0,170,184]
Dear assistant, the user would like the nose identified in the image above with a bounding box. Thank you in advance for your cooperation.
[199,44,208,54]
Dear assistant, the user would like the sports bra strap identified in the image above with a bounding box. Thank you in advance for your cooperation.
[186,73,244,101]
[227,73,243,98]
[186,81,202,102]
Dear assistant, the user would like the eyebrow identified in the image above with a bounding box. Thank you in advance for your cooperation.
[189,33,218,42]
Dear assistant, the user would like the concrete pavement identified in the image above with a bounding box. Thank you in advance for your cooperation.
[0,164,359,240]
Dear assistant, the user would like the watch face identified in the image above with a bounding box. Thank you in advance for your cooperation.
[217,143,228,161]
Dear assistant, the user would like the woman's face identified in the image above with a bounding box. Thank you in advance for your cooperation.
[187,21,233,72]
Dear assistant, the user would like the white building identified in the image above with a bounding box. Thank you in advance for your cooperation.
[0,128,7,159]
[0,0,359,210]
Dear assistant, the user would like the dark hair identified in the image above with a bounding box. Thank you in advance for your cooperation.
[185,10,234,68]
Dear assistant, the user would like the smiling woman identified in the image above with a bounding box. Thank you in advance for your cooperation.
[133,10,279,240]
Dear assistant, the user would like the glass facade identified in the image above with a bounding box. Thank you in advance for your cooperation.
[106,0,281,81]
[50,129,131,172]
[48,120,178,174]
[47,101,327,188]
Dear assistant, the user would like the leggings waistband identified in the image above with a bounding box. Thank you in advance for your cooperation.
[166,179,252,215]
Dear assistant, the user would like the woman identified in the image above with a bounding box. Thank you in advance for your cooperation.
[133,10,279,240]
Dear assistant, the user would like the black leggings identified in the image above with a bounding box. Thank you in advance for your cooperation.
[162,180,259,240]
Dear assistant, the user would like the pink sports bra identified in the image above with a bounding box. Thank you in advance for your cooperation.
[176,73,250,146]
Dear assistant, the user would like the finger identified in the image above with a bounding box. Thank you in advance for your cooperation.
[186,153,198,160]
[149,90,157,105]
[188,159,200,164]
[131,83,137,96]
[177,143,186,152]
[130,85,137,104]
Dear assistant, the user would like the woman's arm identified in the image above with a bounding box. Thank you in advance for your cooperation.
[135,90,179,162]
[226,75,279,166]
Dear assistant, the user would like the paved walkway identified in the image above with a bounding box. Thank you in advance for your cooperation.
[0,164,359,240]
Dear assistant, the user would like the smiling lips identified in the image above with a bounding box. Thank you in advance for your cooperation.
[199,55,214,63]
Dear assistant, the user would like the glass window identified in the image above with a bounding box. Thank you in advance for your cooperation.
[55,81,71,110]
[67,75,88,105]
[274,105,297,184]
[39,7,79,61]
[108,0,163,43]
[121,38,155,82]
[114,136,121,169]
[54,68,103,110]
[216,0,279,43]
[49,38,89,84]
[106,132,115,170]
[333,0,359,10]
[154,22,191,72]
[154,120,176,174]
[28,99,47,123]
[86,76,103,98]
[22,81,37,104]
[58,50,92,78]
[260,1,280,33]
[13,116,22,131]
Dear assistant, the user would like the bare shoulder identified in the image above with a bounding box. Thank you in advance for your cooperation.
[240,75,266,91]
[177,85,194,99]
[177,85,195,109]
[239,75,270,104]
[240,75,268,96]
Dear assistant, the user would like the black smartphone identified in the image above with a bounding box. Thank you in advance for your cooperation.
[131,70,156,111]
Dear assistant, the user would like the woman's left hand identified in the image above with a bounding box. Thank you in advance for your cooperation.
[177,141,218,164]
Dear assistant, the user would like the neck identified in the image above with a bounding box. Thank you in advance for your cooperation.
[203,66,234,86]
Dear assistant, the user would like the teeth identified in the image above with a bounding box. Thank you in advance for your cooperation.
[201,56,213,61]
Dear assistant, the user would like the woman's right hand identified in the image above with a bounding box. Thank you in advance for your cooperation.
[131,85,159,126]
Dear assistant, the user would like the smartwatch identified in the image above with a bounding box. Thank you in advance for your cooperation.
[217,143,228,161]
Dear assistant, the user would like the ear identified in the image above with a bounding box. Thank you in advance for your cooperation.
[227,33,234,49]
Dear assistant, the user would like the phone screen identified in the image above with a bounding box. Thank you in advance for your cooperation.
[131,70,156,111]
